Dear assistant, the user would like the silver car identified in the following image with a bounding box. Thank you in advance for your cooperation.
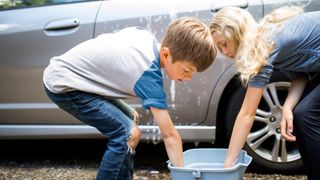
[1,0,319,172]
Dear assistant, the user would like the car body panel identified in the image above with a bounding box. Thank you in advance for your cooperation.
[93,0,219,126]
[0,0,317,144]
[2,0,319,170]
[0,1,101,124]
[92,0,264,127]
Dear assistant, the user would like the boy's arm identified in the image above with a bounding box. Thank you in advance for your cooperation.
[150,107,184,167]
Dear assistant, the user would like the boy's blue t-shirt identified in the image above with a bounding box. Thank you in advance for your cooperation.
[248,11,320,88]
[43,27,167,109]
[134,57,167,109]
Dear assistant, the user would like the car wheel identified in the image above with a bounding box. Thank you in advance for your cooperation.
[224,81,304,172]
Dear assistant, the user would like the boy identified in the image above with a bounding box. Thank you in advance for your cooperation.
[43,17,216,180]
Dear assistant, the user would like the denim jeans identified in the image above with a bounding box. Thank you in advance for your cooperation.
[293,74,320,180]
[45,87,135,180]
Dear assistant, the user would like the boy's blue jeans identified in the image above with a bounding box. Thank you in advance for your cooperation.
[45,87,135,180]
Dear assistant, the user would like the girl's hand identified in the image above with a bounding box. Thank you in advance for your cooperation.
[280,107,296,141]
[224,161,235,168]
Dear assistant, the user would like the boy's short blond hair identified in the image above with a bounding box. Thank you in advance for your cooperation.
[161,17,217,72]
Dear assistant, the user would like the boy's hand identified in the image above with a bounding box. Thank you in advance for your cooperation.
[133,110,139,125]
[128,125,141,150]
[128,110,141,150]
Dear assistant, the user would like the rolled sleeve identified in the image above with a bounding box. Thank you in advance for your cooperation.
[248,64,274,88]
[134,58,167,110]
[142,99,167,109]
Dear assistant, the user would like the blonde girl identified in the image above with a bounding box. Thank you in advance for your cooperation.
[211,6,320,179]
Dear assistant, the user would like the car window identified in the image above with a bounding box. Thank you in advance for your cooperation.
[0,0,97,10]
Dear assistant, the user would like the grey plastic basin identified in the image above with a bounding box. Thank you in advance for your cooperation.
[168,148,252,180]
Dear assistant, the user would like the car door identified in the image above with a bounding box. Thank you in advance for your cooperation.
[93,0,257,127]
[0,0,102,125]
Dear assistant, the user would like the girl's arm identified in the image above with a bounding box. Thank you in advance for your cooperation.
[280,76,308,141]
[225,87,264,168]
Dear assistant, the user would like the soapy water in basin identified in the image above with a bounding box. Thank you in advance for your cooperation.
[185,163,224,169]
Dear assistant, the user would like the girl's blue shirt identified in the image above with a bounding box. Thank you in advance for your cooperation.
[248,11,320,88]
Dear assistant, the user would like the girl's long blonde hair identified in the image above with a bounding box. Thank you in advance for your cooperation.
[210,6,304,84]
[210,7,255,54]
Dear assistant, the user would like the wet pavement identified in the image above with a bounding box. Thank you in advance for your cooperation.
[0,140,307,179]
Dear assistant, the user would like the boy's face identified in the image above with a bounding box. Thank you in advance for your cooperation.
[160,47,197,81]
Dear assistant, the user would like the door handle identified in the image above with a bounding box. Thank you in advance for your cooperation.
[211,0,248,12]
[44,18,80,31]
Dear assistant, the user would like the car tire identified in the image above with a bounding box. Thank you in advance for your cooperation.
[224,79,304,172]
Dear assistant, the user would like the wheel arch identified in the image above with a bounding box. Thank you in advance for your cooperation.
[204,64,240,144]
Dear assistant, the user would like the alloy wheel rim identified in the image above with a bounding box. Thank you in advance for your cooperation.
[247,82,301,163]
